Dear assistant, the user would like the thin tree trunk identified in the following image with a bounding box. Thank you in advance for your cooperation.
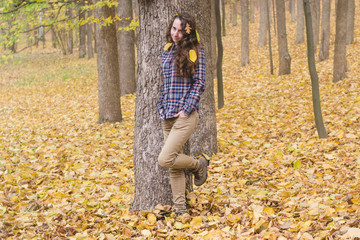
[276,0,291,75]
[95,5,122,123]
[318,0,330,61]
[87,8,94,59]
[211,0,217,77]
[116,0,136,95]
[303,0,328,138]
[295,0,305,44]
[79,1,87,58]
[258,0,268,46]
[241,0,250,66]
[67,8,74,54]
[333,0,348,82]
[290,0,296,22]
[222,0,226,36]
[51,26,57,48]
[216,0,224,109]
[266,0,274,74]
[310,0,320,48]
[250,0,255,23]
[232,0,238,26]
[346,0,355,45]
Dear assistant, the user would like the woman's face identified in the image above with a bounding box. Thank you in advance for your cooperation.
[171,18,184,44]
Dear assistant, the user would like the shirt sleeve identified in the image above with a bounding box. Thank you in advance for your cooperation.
[183,47,206,115]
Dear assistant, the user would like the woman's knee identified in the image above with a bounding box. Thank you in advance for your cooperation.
[158,152,174,168]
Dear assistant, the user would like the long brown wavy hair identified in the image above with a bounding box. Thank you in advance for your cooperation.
[166,13,201,78]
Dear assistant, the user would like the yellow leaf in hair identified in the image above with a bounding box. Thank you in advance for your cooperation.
[164,43,172,51]
[189,49,197,63]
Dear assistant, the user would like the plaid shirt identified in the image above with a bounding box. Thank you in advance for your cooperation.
[157,44,206,120]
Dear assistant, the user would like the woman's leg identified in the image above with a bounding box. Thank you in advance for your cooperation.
[159,111,199,212]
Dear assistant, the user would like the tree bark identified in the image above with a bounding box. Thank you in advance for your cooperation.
[79,0,87,58]
[241,0,249,66]
[266,0,274,74]
[95,5,122,123]
[346,0,355,45]
[216,0,224,109]
[318,0,330,61]
[87,8,94,59]
[289,0,296,22]
[66,7,74,54]
[258,0,268,46]
[250,0,255,23]
[211,0,218,77]
[222,0,226,36]
[310,0,320,48]
[333,0,348,83]
[132,0,216,211]
[116,0,136,96]
[276,0,291,75]
[295,0,305,44]
[231,0,238,26]
[303,0,328,138]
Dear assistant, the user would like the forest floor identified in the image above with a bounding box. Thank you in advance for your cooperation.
[1,9,360,240]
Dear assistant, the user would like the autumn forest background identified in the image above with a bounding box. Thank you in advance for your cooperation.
[0,0,360,239]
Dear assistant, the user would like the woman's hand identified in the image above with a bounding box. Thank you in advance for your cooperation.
[174,110,187,118]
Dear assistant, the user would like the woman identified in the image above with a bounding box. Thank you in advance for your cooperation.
[157,13,209,216]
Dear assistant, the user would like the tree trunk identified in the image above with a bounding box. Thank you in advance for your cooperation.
[346,0,355,45]
[241,0,250,66]
[87,9,94,59]
[39,10,45,47]
[258,0,268,46]
[216,0,224,109]
[51,26,57,48]
[318,0,330,61]
[132,0,216,211]
[303,0,328,138]
[290,0,296,22]
[295,0,305,44]
[266,0,274,74]
[231,0,238,26]
[333,0,348,83]
[116,0,136,96]
[79,1,87,58]
[250,0,255,23]
[211,0,218,77]
[276,0,291,75]
[66,7,74,54]
[95,5,122,123]
[222,0,226,36]
[310,0,320,48]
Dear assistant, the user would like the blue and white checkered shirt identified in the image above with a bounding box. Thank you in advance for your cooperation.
[157,44,206,120]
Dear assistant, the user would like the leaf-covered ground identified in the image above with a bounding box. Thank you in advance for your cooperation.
[1,9,360,240]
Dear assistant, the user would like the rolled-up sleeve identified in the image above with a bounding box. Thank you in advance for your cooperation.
[183,47,206,115]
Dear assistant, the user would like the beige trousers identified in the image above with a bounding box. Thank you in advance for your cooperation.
[158,110,200,211]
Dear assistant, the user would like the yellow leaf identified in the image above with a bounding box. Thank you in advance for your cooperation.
[164,43,172,51]
[147,213,157,225]
[189,49,197,63]
[190,216,203,226]
[263,207,275,215]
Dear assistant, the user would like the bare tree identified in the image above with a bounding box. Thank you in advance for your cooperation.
[116,0,136,95]
[318,0,331,61]
[241,0,249,66]
[231,0,238,26]
[289,0,296,22]
[66,7,74,54]
[295,0,305,44]
[95,4,122,123]
[258,0,268,46]
[276,0,291,75]
[79,1,86,58]
[333,0,348,83]
[250,0,255,23]
[346,0,355,45]
[87,8,94,59]
[303,0,328,138]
